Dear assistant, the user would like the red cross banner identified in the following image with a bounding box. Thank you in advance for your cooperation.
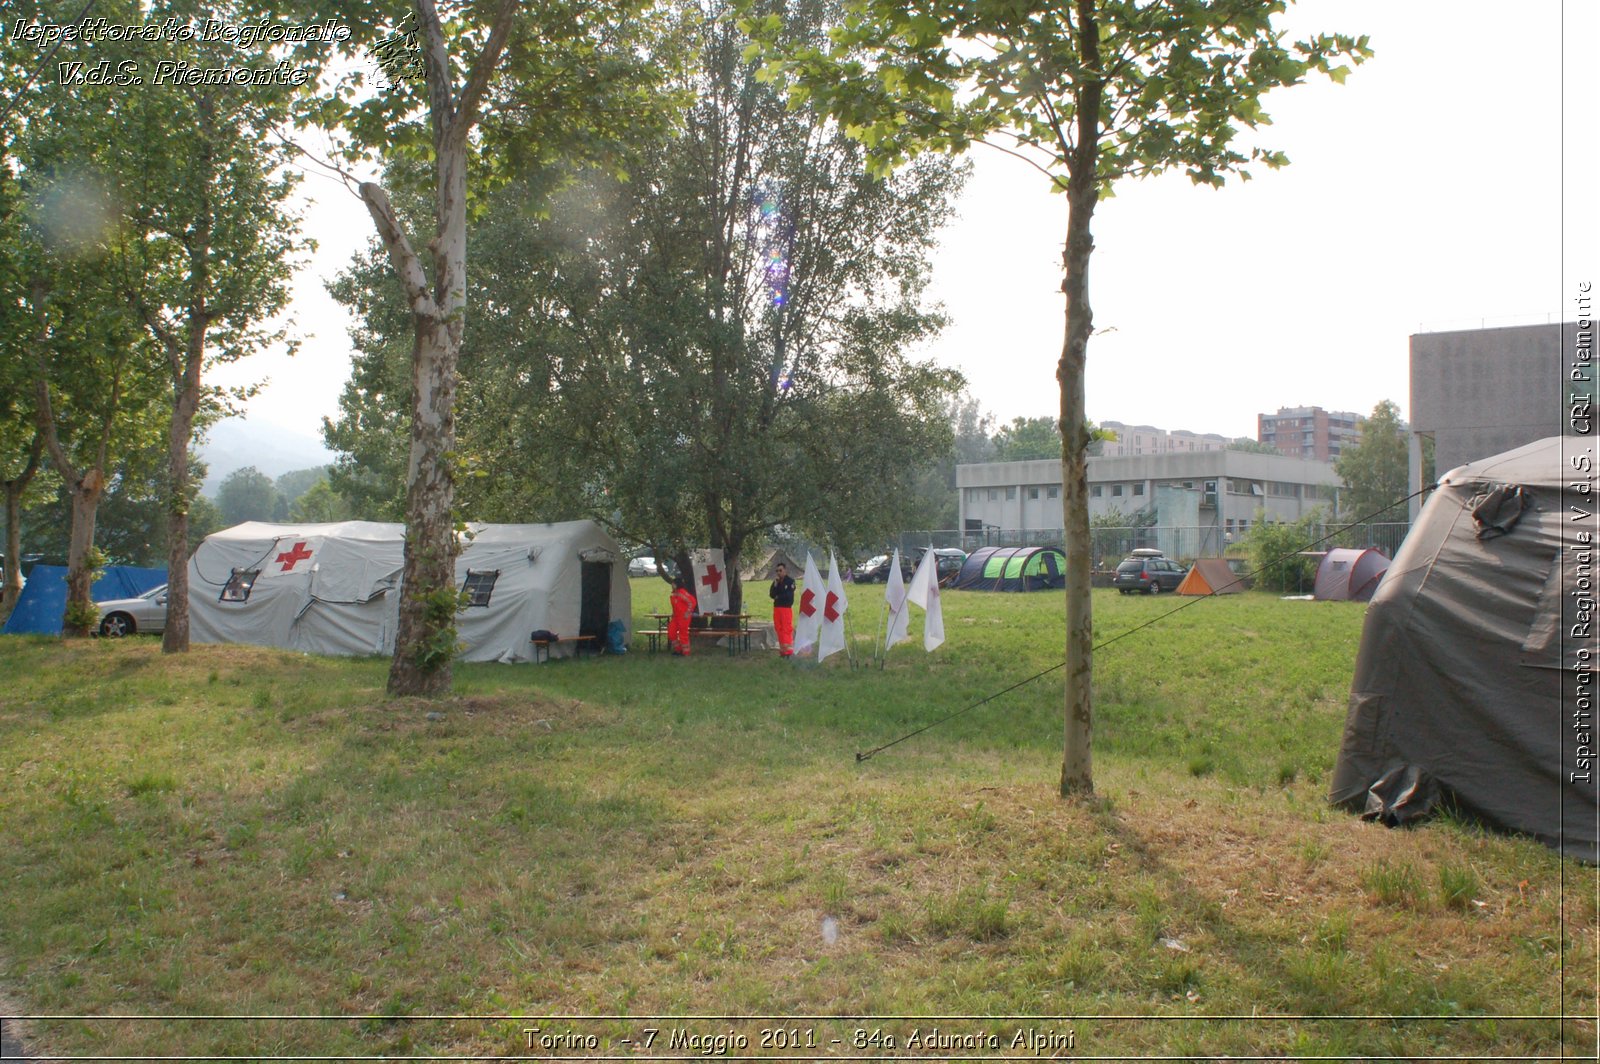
[794,551,823,653]
[691,548,730,613]
[817,549,849,662]
[262,537,320,577]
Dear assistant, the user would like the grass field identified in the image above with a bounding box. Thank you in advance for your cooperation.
[0,581,1593,1059]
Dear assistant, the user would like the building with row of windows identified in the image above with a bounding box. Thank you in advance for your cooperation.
[956,450,1341,559]
[1257,406,1365,461]
[1097,421,1230,457]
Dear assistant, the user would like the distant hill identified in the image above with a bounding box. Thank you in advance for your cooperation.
[199,418,336,496]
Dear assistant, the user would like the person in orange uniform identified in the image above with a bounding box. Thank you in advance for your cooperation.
[668,577,698,656]
[769,562,795,656]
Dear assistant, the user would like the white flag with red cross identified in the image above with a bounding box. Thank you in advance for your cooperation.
[691,548,730,613]
[817,549,849,661]
[794,552,823,653]
[261,537,320,578]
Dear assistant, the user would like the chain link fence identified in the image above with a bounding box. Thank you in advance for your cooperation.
[887,523,1412,569]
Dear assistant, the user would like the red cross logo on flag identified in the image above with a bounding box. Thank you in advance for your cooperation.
[692,548,729,612]
[275,541,314,572]
[799,588,816,616]
[824,590,841,623]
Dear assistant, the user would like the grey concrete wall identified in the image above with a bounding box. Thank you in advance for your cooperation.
[1410,323,1568,476]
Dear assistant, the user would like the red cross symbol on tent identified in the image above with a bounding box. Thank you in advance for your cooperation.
[824,590,841,623]
[701,562,724,593]
[799,588,816,617]
[275,541,314,572]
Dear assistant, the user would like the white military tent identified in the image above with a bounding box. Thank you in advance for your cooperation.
[188,520,630,662]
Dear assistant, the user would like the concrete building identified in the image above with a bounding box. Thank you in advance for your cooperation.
[1099,421,1228,457]
[1408,323,1575,515]
[1257,406,1364,461]
[957,450,1341,560]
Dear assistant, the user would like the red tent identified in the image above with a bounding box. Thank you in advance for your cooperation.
[1313,548,1390,602]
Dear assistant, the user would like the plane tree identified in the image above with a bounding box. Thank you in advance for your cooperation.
[325,0,966,613]
[745,0,1370,794]
[266,0,673,695]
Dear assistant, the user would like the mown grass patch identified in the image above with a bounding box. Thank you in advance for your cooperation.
[0,588,1592,1058]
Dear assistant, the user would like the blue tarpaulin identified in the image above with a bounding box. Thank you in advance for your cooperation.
[1,565,167,636]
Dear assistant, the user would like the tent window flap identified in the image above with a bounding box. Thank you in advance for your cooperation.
[220,568,261,602]
[462,569,500,608]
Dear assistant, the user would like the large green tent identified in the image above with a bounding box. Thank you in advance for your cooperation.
[951,546,1066,591]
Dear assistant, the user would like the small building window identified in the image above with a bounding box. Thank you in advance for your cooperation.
[1089,485,1101,498]
[461,569,500,607]
[1028,487,1040,500]
[1111,484,1124,497]
[1133,483,1145,496]
[1005,487,1017,500]
[220,568,260,602]
[989,489,998,501]
[1048,486,1060,499]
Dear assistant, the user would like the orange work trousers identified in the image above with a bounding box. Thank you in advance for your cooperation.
[773,606,794,656]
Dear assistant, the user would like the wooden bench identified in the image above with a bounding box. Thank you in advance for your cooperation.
[530,634,598,663]
[648,614,753,655]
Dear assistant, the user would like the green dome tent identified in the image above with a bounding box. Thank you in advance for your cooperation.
[951,546,1066,591]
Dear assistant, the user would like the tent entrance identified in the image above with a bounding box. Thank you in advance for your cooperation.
[580,561,611,641]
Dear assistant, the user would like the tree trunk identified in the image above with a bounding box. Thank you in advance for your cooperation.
[371,0,517,697]
[725,543,743,615]
[162,351,203,653]
[1,433,44,624]
[62,469,105,638]
[388,315,460,697]
[1058,0,1103,798]
[163,127,213,654]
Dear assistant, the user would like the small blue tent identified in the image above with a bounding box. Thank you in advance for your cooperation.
[1,565,167,635]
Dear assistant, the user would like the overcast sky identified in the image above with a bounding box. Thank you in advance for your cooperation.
[213,0,1598,449]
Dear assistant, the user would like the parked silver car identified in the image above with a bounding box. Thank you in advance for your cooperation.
[96,584,169,637]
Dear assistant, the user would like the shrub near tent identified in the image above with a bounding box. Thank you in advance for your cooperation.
[1329,437,1597,860]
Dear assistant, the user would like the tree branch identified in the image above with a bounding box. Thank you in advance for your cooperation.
[978,137,1070,191]
[360,181,440,321]
[448,0,521,155]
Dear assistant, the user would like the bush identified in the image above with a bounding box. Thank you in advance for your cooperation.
[1246,510,1326,592]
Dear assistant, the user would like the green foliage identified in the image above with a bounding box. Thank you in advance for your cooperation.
[743,0,1372,190]
[991,416,1061,461]
[326,0,967,579]
[289,479,355,524]
[1228,437,1282,455]
[216,467,285,526]
[409,586,466,676]
[1335,400,1410,521]
[275,467,334,508]
[1245,510,1325,593]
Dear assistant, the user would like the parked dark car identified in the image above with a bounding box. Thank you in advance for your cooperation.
[914,547,969,586]
[852,553,912,583]
[1112,549,1187,594]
